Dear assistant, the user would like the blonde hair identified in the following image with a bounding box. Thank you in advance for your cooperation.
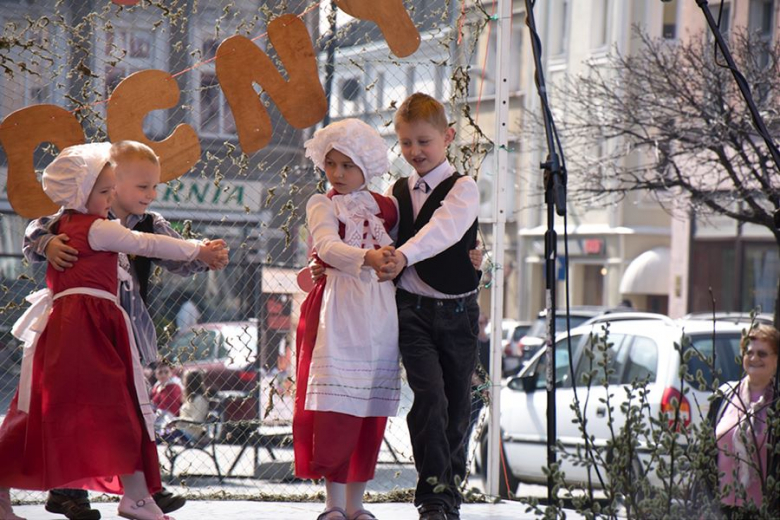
[394,92,449,132]
[110,140,159,167]
[741,323,780,357]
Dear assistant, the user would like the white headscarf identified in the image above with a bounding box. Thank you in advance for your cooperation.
[42,142,113,213]
[304,119,392,249]
[304,118,389,188]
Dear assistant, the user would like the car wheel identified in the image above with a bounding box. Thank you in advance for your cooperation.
[478,426,520,499]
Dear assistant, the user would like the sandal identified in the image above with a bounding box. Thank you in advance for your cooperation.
[350,509,378,520]
[118,496,174,520]
[316,506,348,520]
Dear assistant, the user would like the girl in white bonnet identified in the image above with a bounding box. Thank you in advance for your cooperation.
[294,119,401,520]
[0,143,225,520]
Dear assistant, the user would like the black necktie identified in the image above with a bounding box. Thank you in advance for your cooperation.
[413,179,430,194]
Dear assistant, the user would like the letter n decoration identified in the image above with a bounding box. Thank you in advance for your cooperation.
[216,14,327,155]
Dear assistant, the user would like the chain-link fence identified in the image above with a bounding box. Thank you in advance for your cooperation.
[0,0,501,503]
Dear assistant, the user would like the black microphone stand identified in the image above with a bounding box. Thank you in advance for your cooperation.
[693,0,780,509]
[524,0,567,504]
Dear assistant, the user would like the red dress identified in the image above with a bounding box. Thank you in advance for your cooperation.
[294,190,398,483]
[151,382,183,416]
[0,213,162,494]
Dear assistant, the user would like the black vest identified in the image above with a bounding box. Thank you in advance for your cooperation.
[392,174,479,295]
[130,214,155,304]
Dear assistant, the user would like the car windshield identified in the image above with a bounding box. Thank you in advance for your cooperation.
[163,329,220,364]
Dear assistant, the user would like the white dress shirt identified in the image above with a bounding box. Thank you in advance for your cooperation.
[385,160,480,299]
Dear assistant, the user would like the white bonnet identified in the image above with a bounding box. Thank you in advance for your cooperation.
[42,142,114,213]
[304,118,389,184]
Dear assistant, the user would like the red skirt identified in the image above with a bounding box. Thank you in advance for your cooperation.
[0,295,162,494]
[293,279,387,483]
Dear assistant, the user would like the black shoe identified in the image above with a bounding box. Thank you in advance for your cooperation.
[447,506,461,520]
[44,493,101,520]
[152,488,186,514]
[418,503,448,520]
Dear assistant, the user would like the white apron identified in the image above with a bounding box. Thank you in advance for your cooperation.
[12,284,156,441]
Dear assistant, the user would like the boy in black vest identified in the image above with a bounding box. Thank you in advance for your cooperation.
[380,93,480,520]
[23,141,228,520]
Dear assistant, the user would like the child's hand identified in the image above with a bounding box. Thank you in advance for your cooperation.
[45,233,78,272]
[377,249,407,281]
[364,245,396,273]
[203,239,229,270]
[309,256,326,282]
[197,240,229,270]
[470,241,484,270]
[204,238,228,250]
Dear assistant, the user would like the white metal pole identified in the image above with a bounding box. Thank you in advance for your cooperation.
[487,0,512,498]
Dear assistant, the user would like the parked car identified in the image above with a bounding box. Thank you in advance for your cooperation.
[682,311,774,327]
[474,314,746,496]
[501,322,532,375]
[159,320,260,442]
[483,319,535,376]
[509,306,619,373]
[485,319,522,347]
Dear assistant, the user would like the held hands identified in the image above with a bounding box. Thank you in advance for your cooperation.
[45,233,78,272]
[309,246,406,283]
[364,245,396,273]
[376,248,407,282]
[198,239,229,270]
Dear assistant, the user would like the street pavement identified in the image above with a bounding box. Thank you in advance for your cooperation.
[11,499,582,519]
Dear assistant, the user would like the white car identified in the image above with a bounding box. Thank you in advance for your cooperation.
[475,315,749,496]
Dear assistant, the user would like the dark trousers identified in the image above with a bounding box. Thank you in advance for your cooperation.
[397,289,479,510]
[49,489,88,499]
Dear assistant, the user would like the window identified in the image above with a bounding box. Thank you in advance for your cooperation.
[742,244,780,314]
[529,334,585,390]
[685,334,742,389]
[337,76,363,117]
[591,0,611,49]
[1,17,54,114]
[749,0,775,68]
[749,0,775,38]
[195,32,236,137]
[413,63,437,98]
[550,0,571,56]
[711,3,732,38]
[382,69,408,108]
[662,0,678,40]
[199,72,236,136]
[574,333,627,386]
[467,12,523,96]
[622,336,659,384]
[101,23,165,134]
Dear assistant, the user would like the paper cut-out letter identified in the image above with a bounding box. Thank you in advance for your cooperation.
[216,14,327,155]
[335,0,420,58]
[0,105,85,218]
[107,69,201,183]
